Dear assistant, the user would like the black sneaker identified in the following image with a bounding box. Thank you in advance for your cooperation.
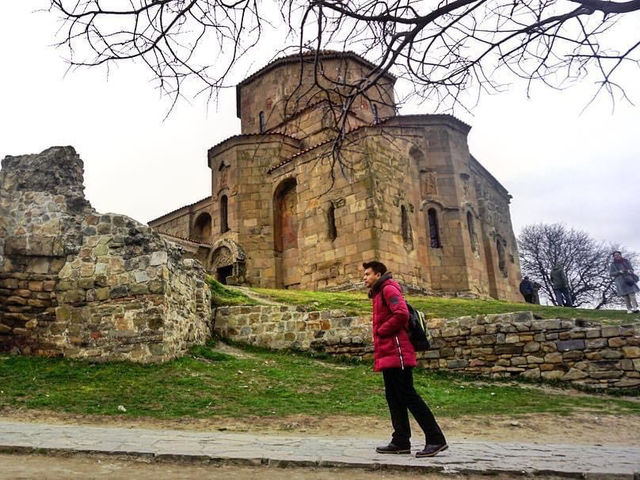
[416,443,448,458]
[375,443,411,454]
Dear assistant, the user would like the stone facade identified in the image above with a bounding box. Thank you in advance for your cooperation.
[0,147,211,362]
[150,51,521,301]
[214,307,640,390]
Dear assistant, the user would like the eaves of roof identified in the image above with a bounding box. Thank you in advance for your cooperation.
[159,231,215,248]
[266,113,474,173]
[207,132,302,166]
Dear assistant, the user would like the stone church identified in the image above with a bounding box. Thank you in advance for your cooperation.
[149,51,522,301]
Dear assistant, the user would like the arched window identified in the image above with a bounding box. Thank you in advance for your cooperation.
[193,212,212,242]
[401,205,411,244]
[427,208,441,248]
[220,195,229,233]
[259,111,265,133]
[327,203,337,241]
[467,211,477,252]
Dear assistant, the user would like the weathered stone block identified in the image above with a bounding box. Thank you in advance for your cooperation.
[556,339,585,352]
[544,352,563,363]
[601,326,621,338]
[495,344,522,355]
[586,338,607,349]
[541,370,565,380]
[622,346,640,358]
[521,368,540,379]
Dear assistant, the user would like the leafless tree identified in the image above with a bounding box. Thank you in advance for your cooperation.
[45,0,640,167]
[518,223,638,309]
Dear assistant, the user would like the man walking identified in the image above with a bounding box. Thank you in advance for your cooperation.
[363,261,447,458]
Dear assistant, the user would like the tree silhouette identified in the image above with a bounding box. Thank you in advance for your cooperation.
[518,223,638,308]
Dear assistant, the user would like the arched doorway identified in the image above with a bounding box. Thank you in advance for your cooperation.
[274,178,300,288]
[211,246,234,284]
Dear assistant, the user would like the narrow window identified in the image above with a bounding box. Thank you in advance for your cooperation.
[220,195,229,233]
[467,211,477,252]
[259,111,265,133]
[327,203,337,241]
[401,205,410,244]
[427,208,441,248]
[497,238,507,276]
[372,104,379,124]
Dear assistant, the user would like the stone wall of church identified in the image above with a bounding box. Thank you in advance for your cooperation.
[209,136,303,287]
[471,158,521,301]
[238,55,395,136]
[147,54,522,300]
[268,139,376,290]
[0,147,211,362]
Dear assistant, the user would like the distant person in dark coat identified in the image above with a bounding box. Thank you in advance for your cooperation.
[363,261,447,458]
[532,281,542,304]
[550,264,573,307]
[609,251,639,314]
[519,276,535,303]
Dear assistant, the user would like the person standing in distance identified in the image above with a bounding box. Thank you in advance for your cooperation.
[609,251,640,314]
[363,261,447,458]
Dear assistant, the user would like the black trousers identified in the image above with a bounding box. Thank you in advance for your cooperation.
[383,367,446,447]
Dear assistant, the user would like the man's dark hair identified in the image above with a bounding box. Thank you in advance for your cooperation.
[362,261,387,275]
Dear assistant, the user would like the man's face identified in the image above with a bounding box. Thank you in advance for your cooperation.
[613,252,622,261]
[363,267,381,289]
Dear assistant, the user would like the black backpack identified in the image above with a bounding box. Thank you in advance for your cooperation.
[406,302,431,351]
[381,294,431,351]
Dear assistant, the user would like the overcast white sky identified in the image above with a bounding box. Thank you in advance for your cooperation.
[1,3,639,257]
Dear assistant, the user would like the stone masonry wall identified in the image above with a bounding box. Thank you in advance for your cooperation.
[0,147,211,362]
[214,306,373,358]
[214,307,640,390]
[423,313,640,389]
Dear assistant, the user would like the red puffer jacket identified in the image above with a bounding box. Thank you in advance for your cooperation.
[370,274,417,372]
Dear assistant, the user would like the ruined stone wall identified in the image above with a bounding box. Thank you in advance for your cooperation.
[423,313,640,389]
[214,307,640,390]
[0,147,211,362]
[214,305,372,357]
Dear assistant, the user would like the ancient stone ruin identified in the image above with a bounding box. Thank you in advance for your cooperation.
[0,146,211,362]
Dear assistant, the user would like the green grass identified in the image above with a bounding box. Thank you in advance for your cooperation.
[207,276,259,307]
[251,288,631,324]
[1,344,638,420]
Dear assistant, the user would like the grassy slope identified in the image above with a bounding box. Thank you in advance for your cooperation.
[252,288,632,324]
[1,343,638,419]
[1,281,635,420]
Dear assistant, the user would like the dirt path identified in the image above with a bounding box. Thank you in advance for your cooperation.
[0,454,572,480]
